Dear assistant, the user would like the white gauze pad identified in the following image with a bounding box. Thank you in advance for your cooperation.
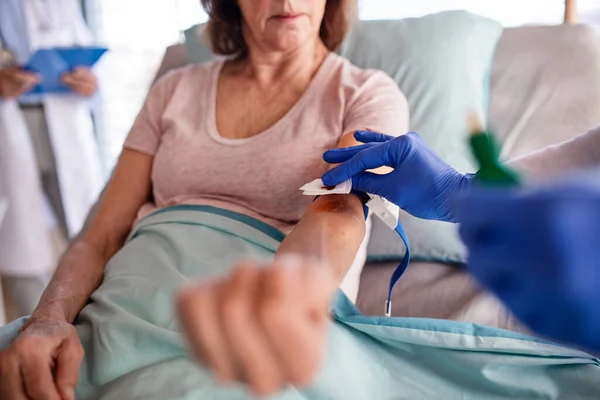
[300,179,352,196]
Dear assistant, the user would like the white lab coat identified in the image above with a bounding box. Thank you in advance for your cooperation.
[0,0,104,276]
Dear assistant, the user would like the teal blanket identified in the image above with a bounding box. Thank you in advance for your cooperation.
[2,206,600,399]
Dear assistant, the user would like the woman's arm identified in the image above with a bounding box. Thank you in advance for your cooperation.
[0,65,175,398]
[274,133,373,283]
[275,193,366,282]
[0,149,154,400]
[176,133,392,397]
[276,71,409,281]
[33,68,177,324]
[26,149,153,325]
[175,70,409,396]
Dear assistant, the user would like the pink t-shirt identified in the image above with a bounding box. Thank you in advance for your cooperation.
[124,53,409,233]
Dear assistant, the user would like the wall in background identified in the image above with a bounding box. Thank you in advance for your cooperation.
[579,0,600,31]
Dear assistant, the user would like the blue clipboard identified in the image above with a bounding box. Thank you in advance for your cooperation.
[23,47,107,95]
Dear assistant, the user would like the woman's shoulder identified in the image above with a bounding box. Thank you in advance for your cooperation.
[326,54,408,112]
[152,60,222,92]
[328,54,400,91]
[324,54,409,137]
[143,60,222,105]
[327,54,407,106]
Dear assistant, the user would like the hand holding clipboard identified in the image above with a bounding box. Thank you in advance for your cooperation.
[22,46,107,96]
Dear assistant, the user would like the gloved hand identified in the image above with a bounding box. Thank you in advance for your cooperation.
[322,131,471,222]
[454,171,600,351]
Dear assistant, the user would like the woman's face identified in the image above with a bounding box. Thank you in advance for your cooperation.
[238,0,327,52]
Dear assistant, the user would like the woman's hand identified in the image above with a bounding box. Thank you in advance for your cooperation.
[0,150,153,400]
[176,257,337,397]
[0,319,83,400]
[62,66,98,97]
[0,66,40,98]
[322,131,472,222]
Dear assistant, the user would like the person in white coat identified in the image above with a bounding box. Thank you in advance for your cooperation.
[0,0,104,317]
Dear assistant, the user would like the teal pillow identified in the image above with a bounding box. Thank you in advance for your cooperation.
[184,11,503,264]
[184,25,214,64]
[337,12,503,264]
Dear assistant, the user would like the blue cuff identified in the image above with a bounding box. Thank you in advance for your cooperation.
[350,190,370,220]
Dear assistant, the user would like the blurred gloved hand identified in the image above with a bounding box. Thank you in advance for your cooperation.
[454,172,600,351]
[322,131,471,222]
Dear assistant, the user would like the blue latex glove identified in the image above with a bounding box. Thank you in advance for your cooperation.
[322,131,472,222]
[454,171,600,351]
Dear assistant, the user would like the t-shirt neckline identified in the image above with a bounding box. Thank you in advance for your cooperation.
[206,52,336,146]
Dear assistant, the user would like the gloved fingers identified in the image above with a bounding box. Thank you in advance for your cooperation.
[496,264,599,350]
[353,130,396,143]
[322,143,378,164]
[466,243,523,291]
[453,180,583,220]
[455,189,568,249]
[459,216,541,270]
[464,246,551,324]
[452,188,528,226]
[322,146,389,186]
[495,286,544,329]
[547,200,600,296]
[351,171,387,195]
[497,282,583,345]
[459,203,562,289]
[455,195,524,243]
[456,193,535,262]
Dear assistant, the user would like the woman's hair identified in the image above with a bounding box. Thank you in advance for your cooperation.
[200,0,357,56]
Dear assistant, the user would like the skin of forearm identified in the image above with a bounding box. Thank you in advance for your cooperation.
[27,188,133,326]
[25,184,111,325]
[23,150,153,328]
[275,194,366,283]
[27,216,133,326]
[26,241,107,325]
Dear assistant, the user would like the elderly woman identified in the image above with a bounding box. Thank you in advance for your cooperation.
[0,0,407,398]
